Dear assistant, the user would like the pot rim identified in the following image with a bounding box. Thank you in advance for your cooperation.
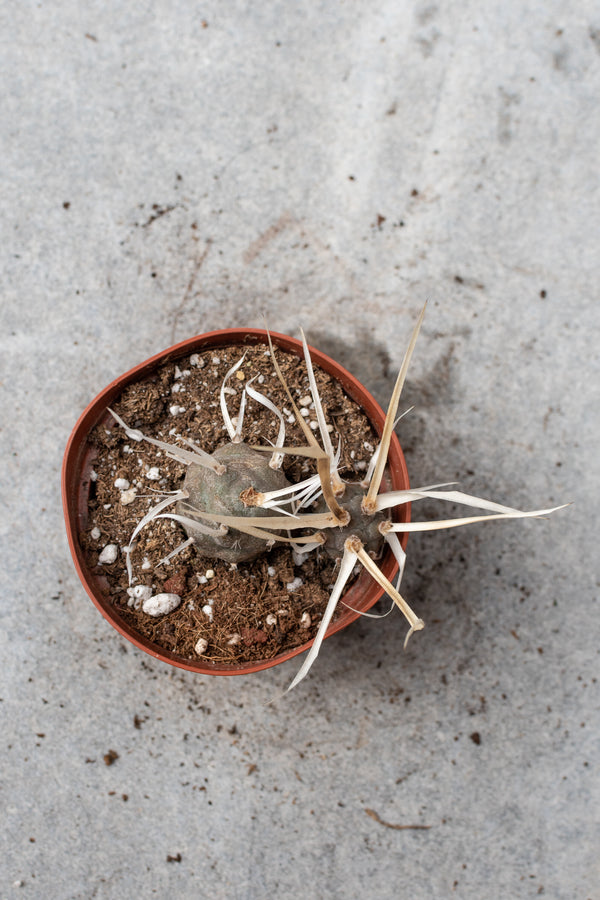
[62,328,410,675]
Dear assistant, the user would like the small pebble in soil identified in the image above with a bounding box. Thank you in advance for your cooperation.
[127,585,153,609]
[195,637,208,655]
[205,569,215,579]
[91,526,101,540]
[241,627,267,645]
[298,395,311,406]
[142,557,151,570]
[142,593,181,617]
[301,612,311,628]
[98,544,118,565]
[267,566,276,577]
[163,574,186,595]
[202,604,214,620]
[265,613,277,626]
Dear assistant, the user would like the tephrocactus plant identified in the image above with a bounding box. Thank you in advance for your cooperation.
[103,308,565,689]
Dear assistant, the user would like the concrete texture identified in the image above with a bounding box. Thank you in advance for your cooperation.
[1,2,598,898]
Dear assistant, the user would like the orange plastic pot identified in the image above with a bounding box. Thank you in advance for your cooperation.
[62,328,410,675]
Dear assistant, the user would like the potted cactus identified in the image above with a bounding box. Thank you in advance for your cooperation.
[62,310,564,689]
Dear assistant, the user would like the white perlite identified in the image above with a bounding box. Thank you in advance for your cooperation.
[286,576,303,591]
[91,526,101,540]
[98,544,118,565]
[145,467,161,481]
[300,612,311,628]
[265,613,277,626]
[114,477,130,490]
[202,604,214,620]
[127,585,153,609]
[194,637,208,655]
[142,593,181,617]
[120,488,137,505]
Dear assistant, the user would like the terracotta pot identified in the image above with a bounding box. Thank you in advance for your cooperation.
[62,328,410,675]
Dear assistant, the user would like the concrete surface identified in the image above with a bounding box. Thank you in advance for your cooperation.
[1,2,598,898]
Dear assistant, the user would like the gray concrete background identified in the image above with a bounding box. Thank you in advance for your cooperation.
[1,2,598,898]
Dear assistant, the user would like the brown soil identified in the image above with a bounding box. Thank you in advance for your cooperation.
[80,343,383,664]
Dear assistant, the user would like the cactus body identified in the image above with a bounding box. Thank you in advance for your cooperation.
[177,442,291,563]
[318,483,386,561]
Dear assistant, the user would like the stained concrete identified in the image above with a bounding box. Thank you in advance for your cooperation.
[1,2,598,898]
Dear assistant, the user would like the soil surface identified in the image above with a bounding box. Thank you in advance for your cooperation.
[81,342,384,664]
